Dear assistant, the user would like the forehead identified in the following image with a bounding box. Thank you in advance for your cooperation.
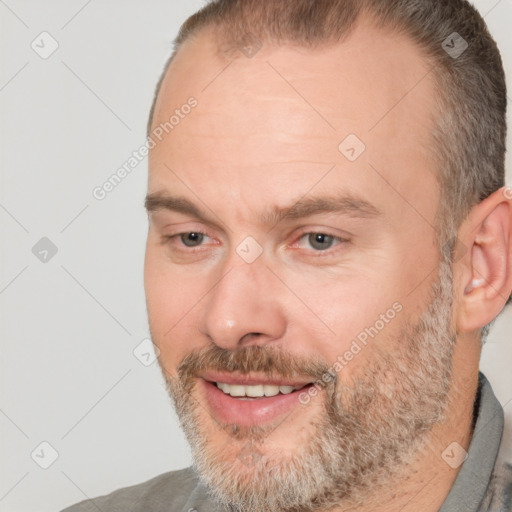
[149,20,439,227]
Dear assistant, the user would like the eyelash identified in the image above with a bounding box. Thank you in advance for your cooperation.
[163,230,349,256]
[292,232,348,255]
[163,232,215,253]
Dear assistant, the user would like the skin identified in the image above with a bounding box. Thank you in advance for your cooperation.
[144,19,512,512]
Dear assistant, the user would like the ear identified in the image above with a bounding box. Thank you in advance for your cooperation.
[455,186,512,333]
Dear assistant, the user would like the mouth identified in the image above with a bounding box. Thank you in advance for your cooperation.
[215,382,305,399]
[199,373,316,427]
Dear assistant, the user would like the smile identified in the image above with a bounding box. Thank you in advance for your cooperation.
[199,374,316,427]
[215,382,305,398]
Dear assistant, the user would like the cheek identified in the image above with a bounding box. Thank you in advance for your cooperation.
[283,272,406,374]
[144,251,205,366]
[284,268,392,332]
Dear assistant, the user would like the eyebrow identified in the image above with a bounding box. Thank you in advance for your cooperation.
[145,192,381,227]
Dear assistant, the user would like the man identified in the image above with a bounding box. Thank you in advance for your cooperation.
[61,0,512,511]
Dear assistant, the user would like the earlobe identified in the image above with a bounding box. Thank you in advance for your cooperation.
[456,187,512,333]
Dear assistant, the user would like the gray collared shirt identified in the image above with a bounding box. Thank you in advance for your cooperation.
[60,372,512,512]
[440,372,509,512]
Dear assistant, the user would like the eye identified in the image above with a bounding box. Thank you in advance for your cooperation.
[306,233,335,251]
[179,232,207,247]
[296,232,345,252]
[160,229,219,260]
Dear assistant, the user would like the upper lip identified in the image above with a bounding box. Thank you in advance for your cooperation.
[200,371,314,387]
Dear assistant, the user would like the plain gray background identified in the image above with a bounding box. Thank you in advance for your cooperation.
[1,1,511,511]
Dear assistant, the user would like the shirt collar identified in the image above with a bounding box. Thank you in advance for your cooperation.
[439,371,504,512]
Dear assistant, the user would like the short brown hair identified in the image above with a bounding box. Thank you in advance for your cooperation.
[148,0,508,306]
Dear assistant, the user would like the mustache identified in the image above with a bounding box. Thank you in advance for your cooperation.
[176,344,332,384]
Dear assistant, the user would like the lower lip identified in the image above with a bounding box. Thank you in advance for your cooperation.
[200,380,312,427]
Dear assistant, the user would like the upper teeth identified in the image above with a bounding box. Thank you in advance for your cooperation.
[216,382,302,398]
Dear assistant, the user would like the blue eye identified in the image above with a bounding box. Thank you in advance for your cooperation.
[180,232,205,247]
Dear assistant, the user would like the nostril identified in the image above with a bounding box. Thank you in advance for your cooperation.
[241,332,263,342]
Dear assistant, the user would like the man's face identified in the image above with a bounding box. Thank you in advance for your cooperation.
[145,21,453,511]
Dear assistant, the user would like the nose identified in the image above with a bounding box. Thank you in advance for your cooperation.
[198,254,287,350]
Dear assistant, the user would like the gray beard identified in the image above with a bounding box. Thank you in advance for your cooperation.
[162,256,455,512]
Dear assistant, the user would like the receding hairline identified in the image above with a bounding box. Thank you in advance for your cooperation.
[147,5,439,137]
